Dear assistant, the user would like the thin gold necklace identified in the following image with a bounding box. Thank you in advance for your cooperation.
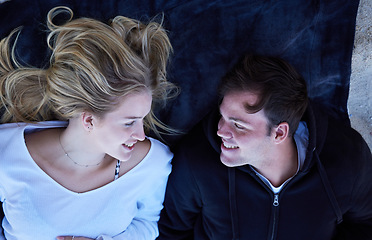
[58,132,104,167]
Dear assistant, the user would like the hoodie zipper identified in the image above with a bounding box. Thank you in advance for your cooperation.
[273,194,279,207]
[251,171,281,240]
[249,167,301,240]
[270,194,280,240]
[251,173,281,240]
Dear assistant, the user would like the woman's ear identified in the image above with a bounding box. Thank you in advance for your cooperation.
[80,112,94,132]
[273,122,290,144]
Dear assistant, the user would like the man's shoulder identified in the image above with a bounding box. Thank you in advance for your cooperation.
[307,102,367,151]
[310,103,372,171]
[322,110,369,155]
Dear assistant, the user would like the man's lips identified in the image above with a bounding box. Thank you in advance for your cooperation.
[221,141,239,150]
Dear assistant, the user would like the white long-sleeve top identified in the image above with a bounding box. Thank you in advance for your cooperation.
[0,121,173,240]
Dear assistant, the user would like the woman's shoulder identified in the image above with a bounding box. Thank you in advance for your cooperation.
[0,121,67,131]
[147,137,173,161]
[0,122,30,148]
[134,137,173,174]
[0,121,67,149]
[0,121,27,133]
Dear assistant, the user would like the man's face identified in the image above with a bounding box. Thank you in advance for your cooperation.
[217,91,274,168]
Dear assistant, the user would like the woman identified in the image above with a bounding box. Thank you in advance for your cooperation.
[0,6,177,240]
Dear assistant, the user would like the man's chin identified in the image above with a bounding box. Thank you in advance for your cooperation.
[220,154,238,167]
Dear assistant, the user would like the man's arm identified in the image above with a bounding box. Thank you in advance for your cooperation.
[333,136,372,239]
[157,149,203,240]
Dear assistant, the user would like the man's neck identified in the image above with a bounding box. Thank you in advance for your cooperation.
[254,138,298,188]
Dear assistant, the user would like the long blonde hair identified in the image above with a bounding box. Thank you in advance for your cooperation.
[0,6,177,135]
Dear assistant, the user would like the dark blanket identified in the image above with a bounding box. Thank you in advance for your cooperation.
[0,0,360,144]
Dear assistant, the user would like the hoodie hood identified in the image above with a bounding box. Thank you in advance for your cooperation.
[201,101,344,237]
[203,107,222,153]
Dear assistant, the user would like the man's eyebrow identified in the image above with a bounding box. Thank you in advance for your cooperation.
[229,117,248,124]
[219,109,250,124]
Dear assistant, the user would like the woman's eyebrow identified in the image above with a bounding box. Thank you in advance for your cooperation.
[122,116,143,120]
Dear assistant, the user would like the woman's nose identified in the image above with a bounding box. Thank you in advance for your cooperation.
[132,122,146,141]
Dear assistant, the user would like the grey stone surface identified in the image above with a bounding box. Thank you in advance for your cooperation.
[348,0,372,151]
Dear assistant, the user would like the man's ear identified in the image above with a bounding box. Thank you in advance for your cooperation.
[273,122,290,144]
[80,112,94,132]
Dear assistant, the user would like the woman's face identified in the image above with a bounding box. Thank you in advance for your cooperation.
[89,90,152,162]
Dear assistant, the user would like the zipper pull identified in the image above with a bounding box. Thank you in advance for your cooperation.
[273,194,279,207]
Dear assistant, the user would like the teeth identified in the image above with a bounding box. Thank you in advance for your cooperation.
[125,143,134,147]
[223,142,238,149]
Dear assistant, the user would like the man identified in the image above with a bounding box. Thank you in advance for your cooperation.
[157,55,372,240]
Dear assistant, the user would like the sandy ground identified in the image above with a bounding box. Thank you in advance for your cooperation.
[348,0,372,151]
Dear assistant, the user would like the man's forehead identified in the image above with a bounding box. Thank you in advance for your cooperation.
[221,91,258,107]
[219,91,267,122]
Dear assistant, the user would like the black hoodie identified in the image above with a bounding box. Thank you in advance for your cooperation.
[158,101,372,240]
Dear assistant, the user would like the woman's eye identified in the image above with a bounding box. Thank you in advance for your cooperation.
[125,121,135,127]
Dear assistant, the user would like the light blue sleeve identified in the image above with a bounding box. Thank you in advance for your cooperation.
[0,168,6,240]
[97,154,172,240]
[0,129,8,240]
[0,226,5,240]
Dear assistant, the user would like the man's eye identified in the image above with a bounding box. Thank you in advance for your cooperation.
[234,123,245,130]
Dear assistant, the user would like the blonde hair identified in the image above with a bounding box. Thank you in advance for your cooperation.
[0,6,177,136]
